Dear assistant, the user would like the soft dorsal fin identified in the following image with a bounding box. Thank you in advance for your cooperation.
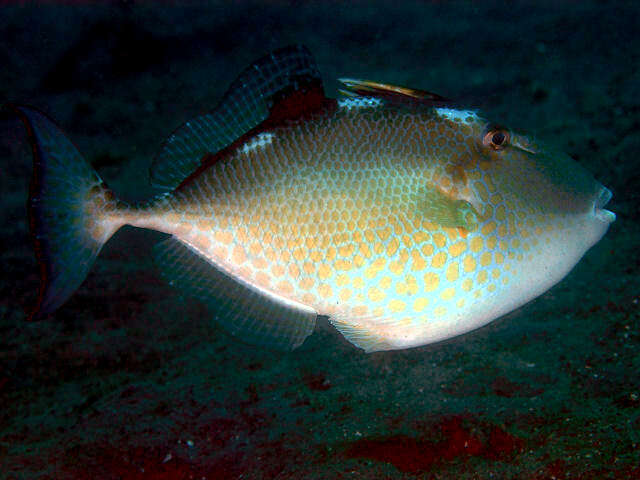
[339,78,449,106]
[150,45,323,190]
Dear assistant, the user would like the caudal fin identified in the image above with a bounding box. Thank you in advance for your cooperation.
[11,105,124,319]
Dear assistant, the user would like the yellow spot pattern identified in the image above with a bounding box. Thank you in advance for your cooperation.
[160,102,525,347]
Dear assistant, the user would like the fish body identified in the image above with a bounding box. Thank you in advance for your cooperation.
[12,45,615,352]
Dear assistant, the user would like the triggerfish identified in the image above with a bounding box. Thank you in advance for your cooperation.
[11,45,615,352]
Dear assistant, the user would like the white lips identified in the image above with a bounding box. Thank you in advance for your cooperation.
[594,186,616,224]
[595,208,616,223]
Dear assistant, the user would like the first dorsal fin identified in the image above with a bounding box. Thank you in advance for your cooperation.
[150,45,324,190]
[338,78,449,106]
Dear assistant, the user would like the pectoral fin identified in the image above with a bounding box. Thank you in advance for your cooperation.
[420,185,479,231]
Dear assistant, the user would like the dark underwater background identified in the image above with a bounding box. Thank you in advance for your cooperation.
[1,1,639,478]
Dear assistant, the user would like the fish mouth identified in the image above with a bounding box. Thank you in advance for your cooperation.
[593,186,616,223]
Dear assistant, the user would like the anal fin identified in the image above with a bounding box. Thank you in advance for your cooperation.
[153,237,317,350]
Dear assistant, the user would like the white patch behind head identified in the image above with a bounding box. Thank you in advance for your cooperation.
[435,107,478,124]
[240,132,275,155]
[338,96,383,111]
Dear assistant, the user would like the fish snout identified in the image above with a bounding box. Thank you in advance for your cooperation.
[593,186,616,224]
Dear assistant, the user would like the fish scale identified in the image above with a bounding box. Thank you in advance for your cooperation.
[144,105,533,349]
[11,45,614,352]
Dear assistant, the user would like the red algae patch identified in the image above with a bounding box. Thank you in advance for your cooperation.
[490,375,544,398]
[344,415,523,473]
[303,372,332,391]
[60,445,207,480]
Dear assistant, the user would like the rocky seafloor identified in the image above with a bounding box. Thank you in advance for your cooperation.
[1,2,638,478]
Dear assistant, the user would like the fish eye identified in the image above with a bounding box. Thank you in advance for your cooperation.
[483,128,510,150]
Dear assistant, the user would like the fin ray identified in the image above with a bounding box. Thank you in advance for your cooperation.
[420,185,480,230]
[338,78,449,106]
[9,105,122,319]
[153,237,317,350]
[150,45,322,190]
[330,316,393,353]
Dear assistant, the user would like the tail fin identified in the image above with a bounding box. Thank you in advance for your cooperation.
[11,105,124,319]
